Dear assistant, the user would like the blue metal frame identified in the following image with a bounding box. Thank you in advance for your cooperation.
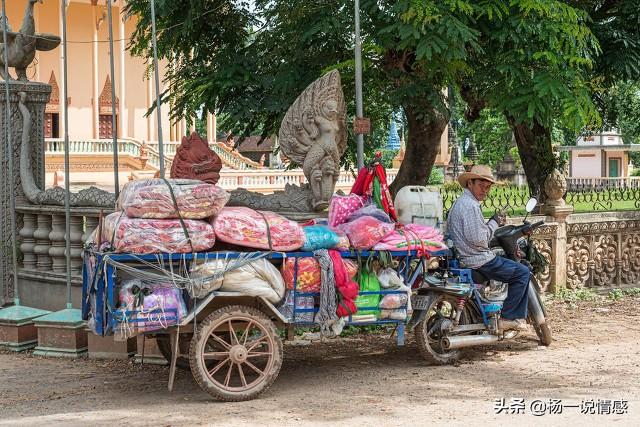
[82,248,450,345]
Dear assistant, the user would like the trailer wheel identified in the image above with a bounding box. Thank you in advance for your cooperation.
[189,305,283,401]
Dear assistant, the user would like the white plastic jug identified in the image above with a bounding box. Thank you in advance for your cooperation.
[394,186,443,228]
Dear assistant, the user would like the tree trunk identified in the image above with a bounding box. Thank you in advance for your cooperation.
[507,117,555,202]
[389,104,448,197]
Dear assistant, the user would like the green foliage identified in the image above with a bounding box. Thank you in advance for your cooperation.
[456,109,512,168]
[379,149,398,169]
[427,168,444,185]
[608,287,640,300]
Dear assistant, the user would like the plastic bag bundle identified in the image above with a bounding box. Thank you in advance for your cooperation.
[328,194,365,227]
[377,268,405,289]
[118,178,229,219]
[301,226,341,251]
[97,212,216,253]
[114,280,187,340]
[282,257,358,292]
[339,215,395,249]
[213,207,304,251]
[278,291,314,323]
[373,223,446,252]
[346,204,392,223]
[188,257,285,303]
[379,292,408,309]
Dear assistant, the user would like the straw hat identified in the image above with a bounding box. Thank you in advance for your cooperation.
[458,164,496,188]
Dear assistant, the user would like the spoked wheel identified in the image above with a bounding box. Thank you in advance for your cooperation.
[414,294,473,365]
[527,278,552,346]
[156,334,191,370]
[189,305,283,401]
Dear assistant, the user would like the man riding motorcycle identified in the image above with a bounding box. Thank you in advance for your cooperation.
[447,165,529,331]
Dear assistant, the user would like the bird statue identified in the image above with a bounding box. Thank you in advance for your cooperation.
[0,0,60,82]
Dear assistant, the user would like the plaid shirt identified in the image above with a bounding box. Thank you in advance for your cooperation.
[447,189,499,268]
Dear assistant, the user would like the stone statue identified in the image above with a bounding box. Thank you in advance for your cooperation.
[0,0,60,82]
[278,69,347,210]
[170,132,223,184]
[227,70,347,218]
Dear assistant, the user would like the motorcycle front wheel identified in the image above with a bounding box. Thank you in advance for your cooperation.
[414,293,474,365]
[527,277,552,346]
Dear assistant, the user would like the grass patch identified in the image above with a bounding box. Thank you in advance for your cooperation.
[551,287,599,302]
[607,287,640,300]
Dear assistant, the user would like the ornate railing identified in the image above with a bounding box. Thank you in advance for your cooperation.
[441,185,532,217]
[45,138,172,172]
[45,138,262,172]
[567,176,640,189]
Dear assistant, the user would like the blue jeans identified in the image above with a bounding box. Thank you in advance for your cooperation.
[476,256,530,320]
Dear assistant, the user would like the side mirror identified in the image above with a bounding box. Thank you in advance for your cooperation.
[525,198,538,213]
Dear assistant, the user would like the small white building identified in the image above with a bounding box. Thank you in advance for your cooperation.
[557,131,640,178]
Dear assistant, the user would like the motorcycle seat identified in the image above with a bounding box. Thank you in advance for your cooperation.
[471,270,489,286]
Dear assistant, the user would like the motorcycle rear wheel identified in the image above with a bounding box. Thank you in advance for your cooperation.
[414,294,474,365]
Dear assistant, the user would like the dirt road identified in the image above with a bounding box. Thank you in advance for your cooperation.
[1,296,639,426]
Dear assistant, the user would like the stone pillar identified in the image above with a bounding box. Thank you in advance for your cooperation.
[207,113,217,142]
[49,214,66,273]
[33,214,52,272]
[19,213,37,270]
[0,82,51,303]
[69,216,84,274]
[543,169,574,292]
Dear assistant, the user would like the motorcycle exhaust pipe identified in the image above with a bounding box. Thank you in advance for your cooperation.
[442,334,500,350]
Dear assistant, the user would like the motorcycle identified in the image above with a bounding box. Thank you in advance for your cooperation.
[408,197,552,364]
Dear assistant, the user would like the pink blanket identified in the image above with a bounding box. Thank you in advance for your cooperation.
[373,223,446,252]
[212,207,304,251]
[339,215,395,250]
[118,178,229,219]
[98,212,216,253]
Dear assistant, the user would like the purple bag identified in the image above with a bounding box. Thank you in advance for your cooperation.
[114,280,187,340]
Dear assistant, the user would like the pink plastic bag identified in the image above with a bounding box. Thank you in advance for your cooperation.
[118,178,229,220]
[213,207,305,251]
[339,215,395,249]
[328,194,365,228]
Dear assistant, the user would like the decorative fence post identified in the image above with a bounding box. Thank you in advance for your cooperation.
[543,169,574,292]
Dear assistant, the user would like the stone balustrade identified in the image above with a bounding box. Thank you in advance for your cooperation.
[16,203,110,283]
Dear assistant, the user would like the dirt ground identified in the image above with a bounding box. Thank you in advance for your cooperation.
[1,295,639,427]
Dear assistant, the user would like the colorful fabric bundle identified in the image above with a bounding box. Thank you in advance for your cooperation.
[339,215,395,249]
[301,225,341,251]
[118,178,229,220]
[329,250,359,318]
[373,223,446,252]
[114,281,187,340]
[328,194,365,228]
[350,154,398,222]
[282,257,358,292]
[212,207,304,251]
[98,212,216,253]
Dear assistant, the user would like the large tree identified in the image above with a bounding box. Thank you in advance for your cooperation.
[126,0,603,198]
[125,0,485,193]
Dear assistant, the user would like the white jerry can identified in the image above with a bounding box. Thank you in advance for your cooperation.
[394,186,443,228]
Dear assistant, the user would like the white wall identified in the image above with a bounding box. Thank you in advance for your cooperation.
[571,150,601,177]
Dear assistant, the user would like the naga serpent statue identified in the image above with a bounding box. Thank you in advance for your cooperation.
[228,70,347,214]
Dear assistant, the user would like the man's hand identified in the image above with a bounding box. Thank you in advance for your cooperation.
[491,211,507,226]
